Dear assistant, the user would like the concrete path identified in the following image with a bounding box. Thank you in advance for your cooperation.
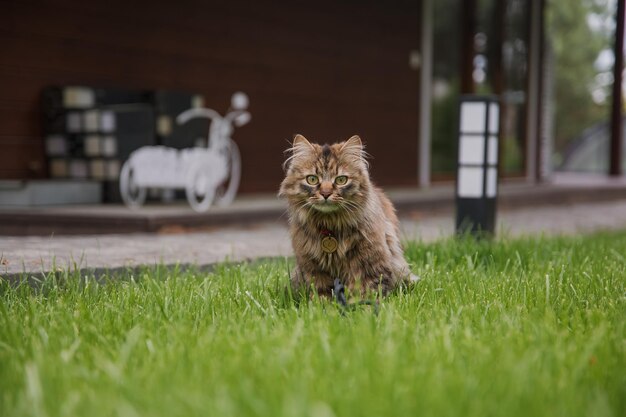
[2,199,626,277]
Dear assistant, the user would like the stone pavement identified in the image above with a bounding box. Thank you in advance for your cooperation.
[2,199,626,278]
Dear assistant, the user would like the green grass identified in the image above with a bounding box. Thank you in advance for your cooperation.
[1,232,625,417]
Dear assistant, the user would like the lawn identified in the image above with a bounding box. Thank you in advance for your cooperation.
[1,231,625,417]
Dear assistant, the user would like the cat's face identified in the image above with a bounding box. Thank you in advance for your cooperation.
[279,134,370,214]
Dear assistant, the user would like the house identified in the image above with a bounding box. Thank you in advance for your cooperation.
[0,0,621,204]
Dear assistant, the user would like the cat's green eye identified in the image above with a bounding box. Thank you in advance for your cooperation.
[306,175,319,185]
[334,175,348,185]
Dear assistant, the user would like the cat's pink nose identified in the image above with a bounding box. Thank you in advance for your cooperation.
[319,182,333,199]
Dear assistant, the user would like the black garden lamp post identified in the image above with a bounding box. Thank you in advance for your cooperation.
[455,95,500,237]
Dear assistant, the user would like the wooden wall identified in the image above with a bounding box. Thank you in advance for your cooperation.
[0,0,420,192]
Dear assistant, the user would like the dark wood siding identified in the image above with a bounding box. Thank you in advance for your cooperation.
[0,0,420,192]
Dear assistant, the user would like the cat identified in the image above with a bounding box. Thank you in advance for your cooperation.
[279,134,417,297]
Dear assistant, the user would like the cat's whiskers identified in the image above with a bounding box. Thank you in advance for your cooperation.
[338,201,357,218]
[340,200,362,217]
[303,200,318,217]
[341,199,361,210]
[280,199,306,221]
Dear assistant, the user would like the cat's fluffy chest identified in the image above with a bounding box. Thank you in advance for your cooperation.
[290,219,387,279]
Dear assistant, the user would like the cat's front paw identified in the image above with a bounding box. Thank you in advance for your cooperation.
[409,273,421,283]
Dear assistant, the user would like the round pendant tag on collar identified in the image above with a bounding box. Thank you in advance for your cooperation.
[321,236,338,253]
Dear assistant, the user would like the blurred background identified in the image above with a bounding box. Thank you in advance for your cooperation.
[0,0,625,226]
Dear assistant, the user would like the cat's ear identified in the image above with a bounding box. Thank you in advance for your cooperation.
[341,135,363,151]
[292,134,314,150]
[283,134,313,172]
[340,135,368,168]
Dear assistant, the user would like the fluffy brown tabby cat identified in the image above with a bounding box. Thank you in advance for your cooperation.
[279,134,416,297]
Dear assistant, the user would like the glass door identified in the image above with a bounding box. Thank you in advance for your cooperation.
[430,0,531,178]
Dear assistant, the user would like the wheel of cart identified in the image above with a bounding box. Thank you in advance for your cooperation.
[213,139,241,207]
[185,164,216,212]
[176,96,248,209]
[119,162,147,208]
